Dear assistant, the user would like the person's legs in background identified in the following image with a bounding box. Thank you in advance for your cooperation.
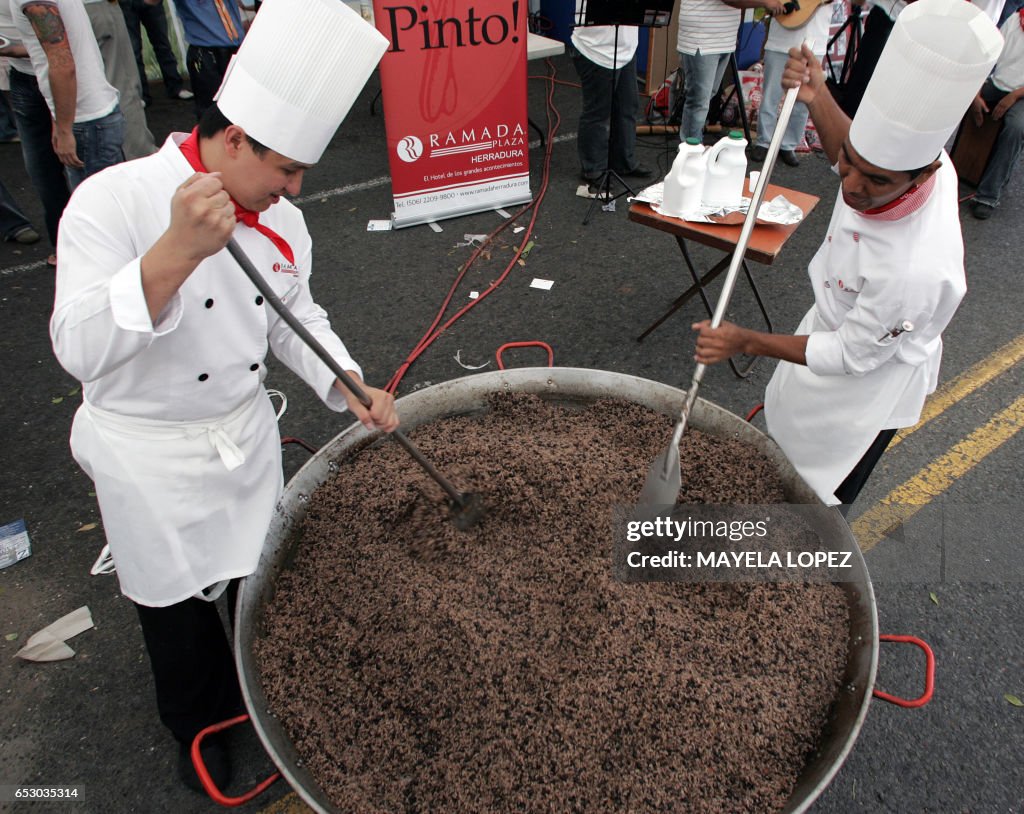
[0,179,40,244]
[572,44,613,183]
[609,51,650,178]
[186,45,236,121]
[972,82,1024,219]
[753,49,810,165]
[679,50,730,143]
[0,91,21,142]
[7,69,70,259]
[135,0,189,99]
[85,0,157,160]
[118,0,151,105]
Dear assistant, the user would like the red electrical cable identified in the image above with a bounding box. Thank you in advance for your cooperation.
[385,58,563,395]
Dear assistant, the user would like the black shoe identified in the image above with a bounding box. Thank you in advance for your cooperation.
[178,736,231,794]
[970,200,995,220]
[8,226,40,245]
[779,149,800,167]
[748,144,768,163]
[620,164,654,179]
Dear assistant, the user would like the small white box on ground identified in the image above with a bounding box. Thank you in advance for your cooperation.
[0,519,31,570]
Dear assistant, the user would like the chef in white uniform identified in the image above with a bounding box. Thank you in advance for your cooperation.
[692,0,1003,508]
[50,0,393,791]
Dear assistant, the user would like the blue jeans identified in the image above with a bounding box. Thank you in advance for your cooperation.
[65,108,126,191]
[756,49,812,151]
[678,50,731,142]
[975,79,1024,208]
[0,93,19,140]
[571,45,641,180]
[7,68,70,247]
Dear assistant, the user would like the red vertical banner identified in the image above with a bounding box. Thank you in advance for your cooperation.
[374,0,533,228]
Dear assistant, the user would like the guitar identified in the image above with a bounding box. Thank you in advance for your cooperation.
[772,0,832,30]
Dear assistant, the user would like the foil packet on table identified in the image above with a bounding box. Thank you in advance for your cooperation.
[632,182,803,226]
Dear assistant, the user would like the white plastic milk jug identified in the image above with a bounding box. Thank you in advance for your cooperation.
[661,137,707,217]
[701,130,748,209]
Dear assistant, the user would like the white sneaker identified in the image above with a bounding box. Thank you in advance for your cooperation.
[576,182,610,201]
[176,89,194,100]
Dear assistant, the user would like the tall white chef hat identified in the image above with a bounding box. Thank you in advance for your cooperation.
[848,0,1003,172]
[215,0,389,165]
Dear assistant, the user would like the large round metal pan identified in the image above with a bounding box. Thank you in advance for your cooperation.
[236,368,878,814]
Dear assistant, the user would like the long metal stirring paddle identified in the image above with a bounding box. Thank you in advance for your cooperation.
[226,239,484,530]
[638,77,805,508]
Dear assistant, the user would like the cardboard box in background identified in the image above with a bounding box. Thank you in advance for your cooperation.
[0,518,31,570]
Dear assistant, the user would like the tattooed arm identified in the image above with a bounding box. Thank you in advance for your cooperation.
[23,1,84,168]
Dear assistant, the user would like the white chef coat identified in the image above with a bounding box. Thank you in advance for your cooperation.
[764,155,966,505]
[51,133,361,607]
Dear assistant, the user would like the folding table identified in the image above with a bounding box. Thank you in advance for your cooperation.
[630,180,820,377]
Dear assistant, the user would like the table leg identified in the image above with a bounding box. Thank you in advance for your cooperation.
[636,247,732,342]
[637,238,776,379]
[728,261,774,378]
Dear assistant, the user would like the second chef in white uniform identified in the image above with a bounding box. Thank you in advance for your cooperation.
[692,0,1003,507]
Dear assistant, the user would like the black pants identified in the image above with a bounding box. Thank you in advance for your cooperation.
[118,0,184,103]
[570,45,640,181]
[835,428,897,511]
[186,45,238,121]
[134,580,243,745]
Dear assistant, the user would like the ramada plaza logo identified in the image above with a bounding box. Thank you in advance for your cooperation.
[397,135,424,163]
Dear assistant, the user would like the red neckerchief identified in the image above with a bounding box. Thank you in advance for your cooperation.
[1019,7,1023,31]
[858,170,937,222]
[177,128,295,265]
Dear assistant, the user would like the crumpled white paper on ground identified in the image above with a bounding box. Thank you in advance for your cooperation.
[15,606,94,662]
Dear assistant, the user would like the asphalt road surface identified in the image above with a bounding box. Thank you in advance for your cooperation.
[1,55,1021,813]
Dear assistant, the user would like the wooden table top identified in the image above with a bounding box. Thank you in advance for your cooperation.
[628,181,822,266]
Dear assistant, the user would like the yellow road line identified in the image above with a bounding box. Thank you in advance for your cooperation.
[851,393,1024,551]
[888,333,1024,450]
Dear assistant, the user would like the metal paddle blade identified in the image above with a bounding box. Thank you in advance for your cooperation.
[451,492,486,531]
[638,442,681,508]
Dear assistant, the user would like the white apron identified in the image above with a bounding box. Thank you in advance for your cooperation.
[765,307,922,505]
[763,161,965,505]
[70,390,283,607]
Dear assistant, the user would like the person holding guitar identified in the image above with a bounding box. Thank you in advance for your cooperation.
[750,0,832,166]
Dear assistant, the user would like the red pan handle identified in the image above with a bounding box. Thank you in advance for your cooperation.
[191,714,281,806]
[496,341,554,369]
[872,634,935,708]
